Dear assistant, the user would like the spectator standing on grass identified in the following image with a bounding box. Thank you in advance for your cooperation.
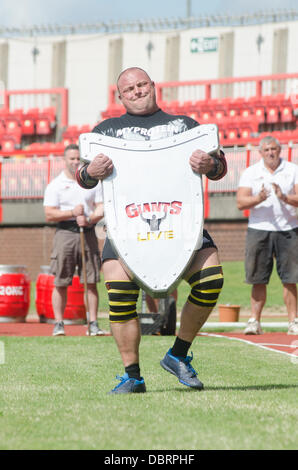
[237,136,298,335]
[44,144,104,336]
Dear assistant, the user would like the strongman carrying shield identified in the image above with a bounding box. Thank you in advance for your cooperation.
[79,124,219,297]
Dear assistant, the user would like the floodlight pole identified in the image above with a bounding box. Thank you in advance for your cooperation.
[186,0,192,18]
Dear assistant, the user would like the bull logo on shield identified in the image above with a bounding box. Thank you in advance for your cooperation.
[79,125,219,297]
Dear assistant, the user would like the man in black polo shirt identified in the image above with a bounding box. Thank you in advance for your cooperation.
[77,67,227,393]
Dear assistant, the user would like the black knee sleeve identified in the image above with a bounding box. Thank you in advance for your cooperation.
[105,280,140,322]
[186,265,224,308]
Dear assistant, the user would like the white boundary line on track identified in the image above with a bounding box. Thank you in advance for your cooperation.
[200,332,297,359]
[258,343,298,349]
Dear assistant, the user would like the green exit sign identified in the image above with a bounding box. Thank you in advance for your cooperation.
[190,37,218,53]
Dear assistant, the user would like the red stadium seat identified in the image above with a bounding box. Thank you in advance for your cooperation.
[165,100,182,115]
[266,105,279,124]
[22,117,35,135]
[248,97,266,123]
[36,119,51,135]
[102,103,124,119]
[79,124,92,134]
[0,119,5,137]
[43,106,56,123]
[238,122,257,142]
[225,124,239,142]
[212,99,228,121]
[1,133,21,151]
[187,111,200,121]
[62,125,80,145]
[239,104,253,121]
[22,108,39,135]
[182,101,196,116]
[217,125,226,141]
[199,104,214,123]
[62,137,73,146]
[226,100,241,121]
[5,110,23,137]
[280,102,294,123]
[36,107,56,135]
[21,108,39,135]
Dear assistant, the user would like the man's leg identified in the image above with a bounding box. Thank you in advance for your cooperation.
[87,283,99,322]
[103,259,141,366]
[250,284,266,322]
[85,283,105,336]
[103,259,145,394]
[178,248,221,342]
[244,284,266,335]
[52,286,67,322]
[283,283,297,323]
[160,248,224,389]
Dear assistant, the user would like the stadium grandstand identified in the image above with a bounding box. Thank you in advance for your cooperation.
[0,9,298,235]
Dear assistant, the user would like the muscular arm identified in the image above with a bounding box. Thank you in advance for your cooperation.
[236,185,269,210]
[189,150,227,180]
[76,155,113,189]
[76,164,97,189]
[272,182,298,207]
[44,204,84,223]
[76,202,104,227]
[88,202,104,224]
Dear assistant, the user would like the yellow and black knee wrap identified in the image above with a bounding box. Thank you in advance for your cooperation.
[105,280,140,323]
[186,265,224,308]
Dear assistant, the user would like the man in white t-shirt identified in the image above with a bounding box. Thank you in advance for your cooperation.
[44,144,104,336]
[237,136,298,335]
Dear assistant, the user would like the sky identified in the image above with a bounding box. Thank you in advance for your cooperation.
[0,0,297,28]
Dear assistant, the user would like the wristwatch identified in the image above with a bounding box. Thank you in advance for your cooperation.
[86,216,92,225]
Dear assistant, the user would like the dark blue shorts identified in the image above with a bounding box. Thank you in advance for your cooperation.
[102,229,217,262]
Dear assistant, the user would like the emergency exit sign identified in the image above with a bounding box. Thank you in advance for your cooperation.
[190,37,218,53]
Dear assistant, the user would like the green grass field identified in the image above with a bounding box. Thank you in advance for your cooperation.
[0,334,297,450]
[1,260,295,450]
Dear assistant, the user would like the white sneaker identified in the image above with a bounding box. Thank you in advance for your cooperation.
[244,318,263,335]
[287,319,298,335]
[86,321,105,336]
[52,321,65,336]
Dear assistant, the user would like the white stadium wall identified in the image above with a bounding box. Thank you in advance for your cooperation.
[1,18,298,126]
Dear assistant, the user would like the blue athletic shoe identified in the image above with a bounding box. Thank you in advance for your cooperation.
[109,373,146,394]
[160,348,204,390]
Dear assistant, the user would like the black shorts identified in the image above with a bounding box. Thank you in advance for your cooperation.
[102,229,217,262]
[245,227,298,284]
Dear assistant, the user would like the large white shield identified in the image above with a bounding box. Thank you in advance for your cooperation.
[79,124,219,297]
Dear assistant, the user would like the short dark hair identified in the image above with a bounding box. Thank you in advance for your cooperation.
[64,143,79,155]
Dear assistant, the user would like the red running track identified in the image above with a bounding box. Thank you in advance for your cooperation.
[0,322,297,357]
[201,332,298,357]
[0,321,110,337]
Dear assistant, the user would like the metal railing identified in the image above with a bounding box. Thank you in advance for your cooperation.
[108,73,298,104]
[0,88,69,128]
[0,9,297,37]
[0,144,297,220]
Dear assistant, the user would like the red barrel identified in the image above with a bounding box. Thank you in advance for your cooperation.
[35,265,51,317]
[64,275,86,323]
[37,269,86,324]
[0,265,30,322]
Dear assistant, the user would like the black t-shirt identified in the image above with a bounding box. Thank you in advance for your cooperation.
[77,108,226,188]
[92,109,199,140]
